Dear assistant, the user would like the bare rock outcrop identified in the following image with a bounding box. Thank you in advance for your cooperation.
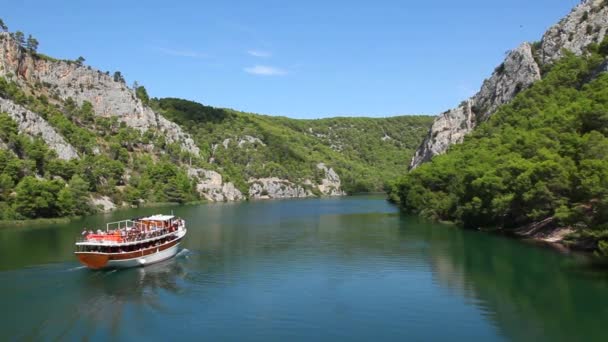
[90,195,116,212]
[0,32,199,156]
[410,0,608,169]
[238,135,265,148]
[410,43,541,168]
[316,163,346,196]
[540,0,608,64]
[187,168,244,202]
[0,97,79,160]
[248,178,313,199]
[248,163,346,199]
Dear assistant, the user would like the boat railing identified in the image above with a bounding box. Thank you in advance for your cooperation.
[76,222,184,245]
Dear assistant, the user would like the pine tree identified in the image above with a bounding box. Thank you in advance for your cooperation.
[135,85,149,105]
[0,19,7,32]
[75,56,85,66]
[113,71,125,83]
[13,31,25,47]
[26,34,38,53]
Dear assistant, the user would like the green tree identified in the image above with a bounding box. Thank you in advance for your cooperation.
[56,187,75,216]
[13,31,25,47]
[113,71,125,83]
[123,185,141,206]
[14,176,63,218]
[135,85,149,105]
[26,34,38,53]
[0,173,14,201]
[68,174,92,215]
[0,112,18,143]
[0,19,7,32]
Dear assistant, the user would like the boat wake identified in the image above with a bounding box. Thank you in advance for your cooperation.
[103,269,118,276]
[176,249,191,259]
[66,265,87,272]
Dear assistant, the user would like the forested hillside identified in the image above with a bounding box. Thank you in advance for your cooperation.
[390,42,608,254]
[153,98,432,194]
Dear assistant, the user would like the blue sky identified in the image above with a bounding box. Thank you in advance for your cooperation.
[3,0,580,118]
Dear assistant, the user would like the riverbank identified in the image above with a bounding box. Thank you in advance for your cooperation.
[510,217,600,253]
[0,216,74,227]
[0,200,205,228]
[0,194,352,227]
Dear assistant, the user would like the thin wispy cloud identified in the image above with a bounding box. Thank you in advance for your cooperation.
[247,49,272,58]
[244,65,287,76]
[157,47,208,58]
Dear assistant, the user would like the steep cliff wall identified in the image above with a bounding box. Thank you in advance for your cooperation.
[540,0,608,64]
[0,32,199,156]
[410,0,608,169]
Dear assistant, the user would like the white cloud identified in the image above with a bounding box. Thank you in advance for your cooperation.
[244,65,287,76]
[158,47,208,58]
[247,49,272,58]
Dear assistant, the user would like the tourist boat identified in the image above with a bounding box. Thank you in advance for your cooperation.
[74,214,187,270]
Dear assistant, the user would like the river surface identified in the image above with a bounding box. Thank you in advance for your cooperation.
[1,196,607,341]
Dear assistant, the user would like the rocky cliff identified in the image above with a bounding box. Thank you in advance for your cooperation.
[410,0,608,169]
[0,97,79,159]
[187,168,244,202]
[248,163,345,200]
[0,32,199,156]
[187,161,345,201]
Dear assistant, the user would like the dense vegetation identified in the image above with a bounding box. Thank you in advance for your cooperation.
[152,98,432,193]
[390,45,608,254]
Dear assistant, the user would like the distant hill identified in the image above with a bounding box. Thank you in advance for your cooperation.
[153,98,432,194]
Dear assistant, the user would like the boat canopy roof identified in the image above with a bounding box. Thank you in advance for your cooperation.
[141,214,175,221]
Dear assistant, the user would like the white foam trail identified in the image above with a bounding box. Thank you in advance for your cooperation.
[176,249,190,258]
[103,269,118,276]
[66,266,87,272]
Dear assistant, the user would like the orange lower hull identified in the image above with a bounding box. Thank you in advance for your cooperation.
[77,254,110,269]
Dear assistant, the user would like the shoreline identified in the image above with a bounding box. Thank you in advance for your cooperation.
[0,194,357,227]
[0,201,197,228]
[424,215,603,259]
[474,219,602,259]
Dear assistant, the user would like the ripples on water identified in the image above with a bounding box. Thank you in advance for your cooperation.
[1,196,608,341]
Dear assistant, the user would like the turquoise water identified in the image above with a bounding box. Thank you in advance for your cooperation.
[1,196,607,341]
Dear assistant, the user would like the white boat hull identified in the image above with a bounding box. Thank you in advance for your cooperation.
[106,242,181,269]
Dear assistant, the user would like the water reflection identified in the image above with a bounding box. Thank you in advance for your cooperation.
[82,254,189,301]
[415,220,608,342]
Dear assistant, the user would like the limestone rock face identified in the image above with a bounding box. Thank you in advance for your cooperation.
[410,102,474,169]
[471,43,542,121]
[0,32,199,156]
[90,195,116,212]
[187,168,244,202]
[410,0,608,169]
[316,163,346,196]
[248,163,346,199]
[540,0,608,64]
[248,177,313,199]
[237,135,265,148]
[410,43,541,169]
[0,97,79,160]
